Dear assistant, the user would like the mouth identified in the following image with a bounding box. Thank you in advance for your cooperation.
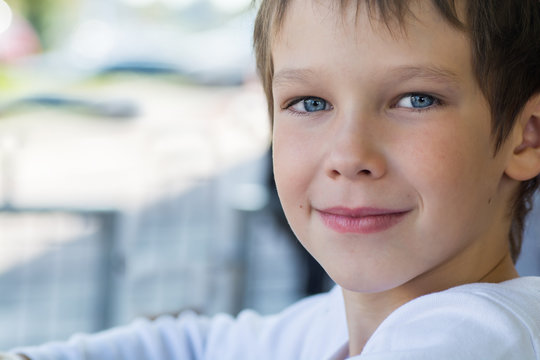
[316,207,412,234]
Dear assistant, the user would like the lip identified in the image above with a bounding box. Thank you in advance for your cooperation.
[316,207,412,234]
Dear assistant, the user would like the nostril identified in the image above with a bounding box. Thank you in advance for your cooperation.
[330,168,372,178]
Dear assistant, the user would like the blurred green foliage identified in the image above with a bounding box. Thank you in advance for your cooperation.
[8,0,79,49]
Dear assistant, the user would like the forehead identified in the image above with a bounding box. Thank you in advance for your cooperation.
[271,0,465,39]
[271,0,472,88]
[272,0,462,46]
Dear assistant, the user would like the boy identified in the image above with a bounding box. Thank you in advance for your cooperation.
[3,0,540,358]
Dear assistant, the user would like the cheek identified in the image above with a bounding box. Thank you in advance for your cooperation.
[394,129,462,191]
[272,127,312,210]
[405,111,493,188]
[272,122,327,243]
[402,121,499,227]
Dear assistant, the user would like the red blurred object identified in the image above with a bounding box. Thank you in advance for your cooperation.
[0,14,41,62]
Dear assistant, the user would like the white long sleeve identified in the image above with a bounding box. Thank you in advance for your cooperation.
[354,277,540,359]
[8,287,348,360]
[6,278,540,360]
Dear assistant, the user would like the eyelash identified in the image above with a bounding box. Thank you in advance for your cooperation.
[394,93,443,112]
[282,93,443,115]
[282,96,332,116]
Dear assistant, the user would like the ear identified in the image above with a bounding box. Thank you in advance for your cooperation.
[505,93,540,181]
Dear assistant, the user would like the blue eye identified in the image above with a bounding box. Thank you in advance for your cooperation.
[288,97,330,113]
[397,93,438,109]
[303,98,327,112]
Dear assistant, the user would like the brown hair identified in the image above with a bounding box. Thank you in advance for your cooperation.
[253,0,540,262]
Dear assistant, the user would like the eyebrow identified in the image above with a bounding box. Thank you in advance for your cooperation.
[272,65,461,89]
[386,65,461,86]
[272,68,320,89]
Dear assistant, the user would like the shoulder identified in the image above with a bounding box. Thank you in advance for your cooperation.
[205,285,348,359]
[11,288,347,360]
[361,277,540,360]
[207,284,344,335]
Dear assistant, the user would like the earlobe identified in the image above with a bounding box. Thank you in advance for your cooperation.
[505,94,540,181]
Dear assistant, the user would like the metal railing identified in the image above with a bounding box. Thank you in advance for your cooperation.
[0,207,121,348]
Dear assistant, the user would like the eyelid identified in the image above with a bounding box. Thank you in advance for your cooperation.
[283,96,323,108]
[282,96,333,114]
[282,96,305,109]
[394,92,443,110]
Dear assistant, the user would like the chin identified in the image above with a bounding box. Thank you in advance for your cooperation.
[327,265,415,294]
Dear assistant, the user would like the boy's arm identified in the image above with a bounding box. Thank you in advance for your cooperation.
[354,282,540,360]
[0,355,30,360]
[1,308,269,360]
[3,311,212,360]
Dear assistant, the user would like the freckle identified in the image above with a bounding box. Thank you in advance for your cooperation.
[299,205,303,209]
[488,198,492,205]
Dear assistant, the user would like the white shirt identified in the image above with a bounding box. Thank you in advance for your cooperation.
[8,277,540,360]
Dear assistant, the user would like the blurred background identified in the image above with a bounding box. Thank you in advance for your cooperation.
[0,0,335,349]
[0,0,538,350]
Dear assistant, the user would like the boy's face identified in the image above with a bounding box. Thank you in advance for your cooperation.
[272,0,519,293]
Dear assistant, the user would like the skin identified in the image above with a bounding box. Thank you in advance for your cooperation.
[271,0,521,355]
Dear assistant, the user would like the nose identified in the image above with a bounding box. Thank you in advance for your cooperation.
[325,120,387,181]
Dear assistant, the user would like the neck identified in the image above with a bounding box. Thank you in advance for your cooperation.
[343,251,518,357]
[343,287,415,356]
[478,252,519,282]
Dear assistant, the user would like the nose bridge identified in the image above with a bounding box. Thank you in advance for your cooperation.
[325,110,386,180]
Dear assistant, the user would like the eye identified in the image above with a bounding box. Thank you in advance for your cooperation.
[286,97,331,113]
[396,93,439,109]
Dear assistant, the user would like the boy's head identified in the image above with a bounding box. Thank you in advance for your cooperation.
[254,0,540,292]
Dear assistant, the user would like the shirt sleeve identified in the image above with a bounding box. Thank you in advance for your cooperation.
[0,354,27,360]
[355,288,540,360]
[8,307,280,360]
[6,289,342,360]
[8,311,214,360]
